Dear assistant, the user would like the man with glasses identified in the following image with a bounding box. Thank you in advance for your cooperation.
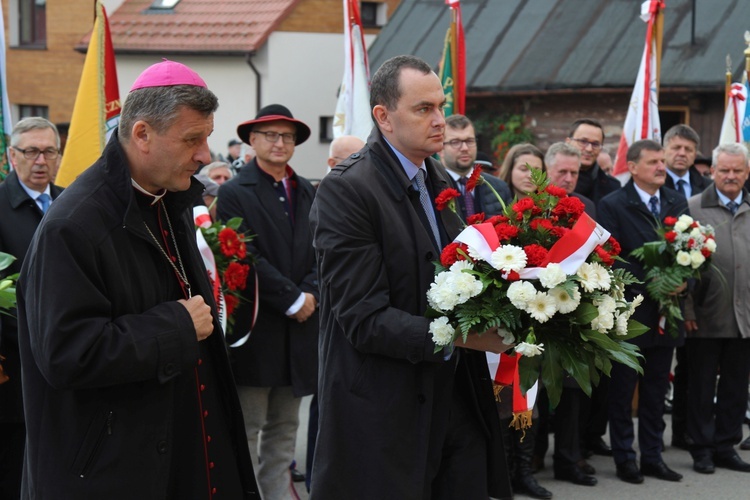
[439,114,511,217]
[218,104,319,500]
[0,117,63,499]
[567,118,620,203]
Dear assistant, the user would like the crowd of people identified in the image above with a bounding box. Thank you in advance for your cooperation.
[0,55,749,500]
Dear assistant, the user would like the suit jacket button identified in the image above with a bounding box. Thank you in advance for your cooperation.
[157,441,168,454]
[425,252,434,261]
[164,363,175,375]
[417,394,426,404]
[351,153,360,159]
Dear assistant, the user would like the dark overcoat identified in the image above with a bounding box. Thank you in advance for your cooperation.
[17,134,257,499]
[309,128,510,499]
[0,171,62,424]
[216,159,319,397]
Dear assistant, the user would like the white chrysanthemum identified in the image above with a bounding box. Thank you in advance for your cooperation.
[526,291,557,323]
[704,238,716,253]
[629,294,644,316]
[451,271,484,305]
[427,272,460,311]
[507,280,537,309]
[449,260,474,273]
[549,286,581,314]
[596,295,617,315]
[591,311,614,333]
[676,250,691,267]
[430,317,456,346]
[576,262,605,292]
[516,342,545,357]
[592,263,611,291]
[467,246,483,262]
[497,328,515,345]
[690,250,706,269]
[615,313,629,336]
[538,263,567,289]
[490,245,527,272]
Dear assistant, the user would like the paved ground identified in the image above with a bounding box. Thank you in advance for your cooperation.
[290,395,750,499]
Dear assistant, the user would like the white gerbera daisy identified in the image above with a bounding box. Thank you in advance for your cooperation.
[549,286,581,314]
[490,245,527,272]
[526,291,557,323]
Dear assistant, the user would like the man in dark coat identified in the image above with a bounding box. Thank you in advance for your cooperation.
[597,139,688,486]
[568,118,621,204]
[0,117,63,500]
[17,60,257,499]
[309,55,512,500]
[439,113,512,214]
[217,104,318,500]
[660,123,709,450]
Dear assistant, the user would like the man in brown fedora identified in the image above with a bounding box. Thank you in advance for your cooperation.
[217,104,319,499]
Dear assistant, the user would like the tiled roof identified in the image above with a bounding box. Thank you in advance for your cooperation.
[79,0,300,54]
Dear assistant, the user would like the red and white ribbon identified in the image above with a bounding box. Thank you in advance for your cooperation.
[486,351,538,432]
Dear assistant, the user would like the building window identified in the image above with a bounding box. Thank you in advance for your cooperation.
[319,116,334,143]
[361,2,387,29]
[659,106,690,136]
[18,104,49,120]
[150,0,181,10]
[18,0,46,47]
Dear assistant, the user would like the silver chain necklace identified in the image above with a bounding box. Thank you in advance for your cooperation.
[142,200,192,298]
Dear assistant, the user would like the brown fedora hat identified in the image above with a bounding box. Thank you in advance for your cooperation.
[236,104,311,146]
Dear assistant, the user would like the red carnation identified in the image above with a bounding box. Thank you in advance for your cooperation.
[219,227,242,257]
[466,212,486,225]
[663,216,678,226]
[486,215,509,225]
[595,245,614,266]
[224,262,250,291]
[544,185,568,198]
[496,223,520,241]
[440,242,465,267]
[551,226,569,238]
[664,231,677,243]
[524,244,549,267]
[512,198,536,214]
[225,294,240,317]
[530,218,555,232]
[606,236,621,256]
[466,168,483,192]
[551,197,585,218]
[701,247,712,258]
[435,188,461,211]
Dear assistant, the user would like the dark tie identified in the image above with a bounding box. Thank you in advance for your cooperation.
[727,201,738,215]
[415,169,441,246]
[37,193,51,213]
[648,196,660,218]
[458,177,475,216]
[676,179,687,197]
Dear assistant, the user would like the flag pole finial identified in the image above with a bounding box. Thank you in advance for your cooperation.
[744,31,750,79]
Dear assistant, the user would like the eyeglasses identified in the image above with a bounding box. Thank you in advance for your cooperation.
[252,130,296,144]
[570,138,602,150]
[443,138,477,148]
[12,146,60,161]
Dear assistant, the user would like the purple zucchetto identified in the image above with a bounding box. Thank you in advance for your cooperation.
[129,59,207,92]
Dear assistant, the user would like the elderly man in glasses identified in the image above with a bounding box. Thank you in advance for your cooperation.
[566,118,620,204]
[217,104,319,500]
[0,117,63,498]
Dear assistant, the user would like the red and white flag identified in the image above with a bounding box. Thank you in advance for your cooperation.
[333,0,373,142]
[719,82,748,145]
[486,352,539,431]
[613,1,664,176]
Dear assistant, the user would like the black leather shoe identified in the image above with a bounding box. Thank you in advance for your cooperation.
[587,437,613,456]
[693,455,715,474]
[514,473,553,499]
[290,468,305,482]
[715,453,750,472]
[671,433,694,450]
[740,436,750,451]
[615,460,644,484]
[554,466,597,486]
[641,461,683,482]
[577,459,596,475]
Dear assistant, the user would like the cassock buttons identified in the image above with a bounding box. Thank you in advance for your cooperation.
[212,488,217,494]
[207,435,212,443]
[200,384,205,392]
[279,196,285,202]
[203,410,209,418]
[197,358,203,365]
[209,462,215,469]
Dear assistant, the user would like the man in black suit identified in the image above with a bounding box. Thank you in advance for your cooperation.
[217,104,318,500]
[0,117,63,499]
[439,114,512,215]
[660,124,709,450]
[310,55,511,499]
[598,139,688,485]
